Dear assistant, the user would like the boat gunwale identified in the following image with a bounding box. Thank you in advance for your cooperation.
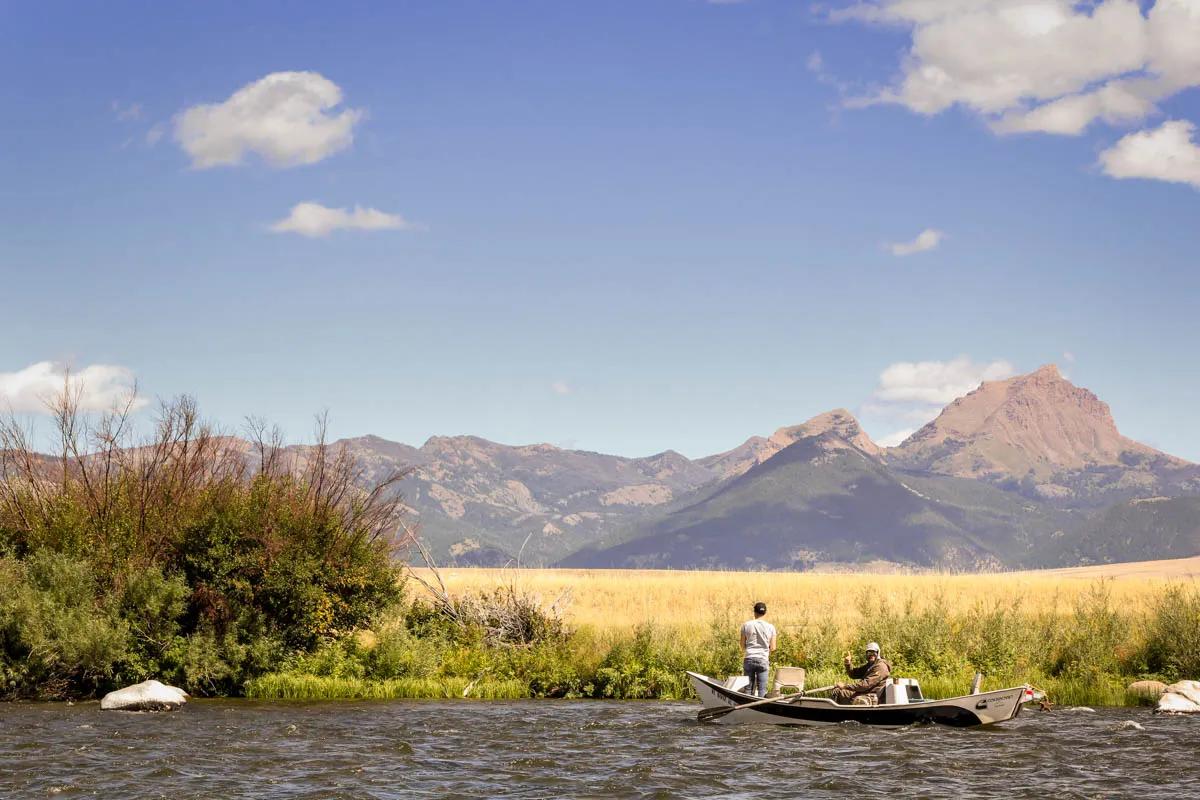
[687,671,1029,709]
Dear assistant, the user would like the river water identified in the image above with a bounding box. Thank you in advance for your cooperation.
[1,700,1193,798]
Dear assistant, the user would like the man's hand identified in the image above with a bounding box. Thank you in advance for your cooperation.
[834,683,845,690]
[843,655,852,668]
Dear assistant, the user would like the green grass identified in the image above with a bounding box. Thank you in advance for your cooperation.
[244,673,530,701]
[242,667,1151,707]
[235,580,1199,707]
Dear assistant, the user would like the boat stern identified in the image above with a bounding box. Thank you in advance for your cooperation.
[968,686,1027,725]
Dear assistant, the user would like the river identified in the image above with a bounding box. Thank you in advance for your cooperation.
[1,700,1193,798]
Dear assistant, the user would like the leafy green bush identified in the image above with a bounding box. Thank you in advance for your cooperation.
[0,553,128,697]
[856,591,962,674]
[593,625,687,698]
[0,396,406,698]
[1142,584,1200,680]
[368,626,443,680]
[961,598,1029,676]
[1050,582,1130,678]
[512,641,589,698]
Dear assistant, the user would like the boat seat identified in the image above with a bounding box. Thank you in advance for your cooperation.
[723,675,751,692]
[884,678,922,704]
[773,666,806,694]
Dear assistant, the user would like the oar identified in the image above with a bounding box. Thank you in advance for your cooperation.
[697,685,836,722]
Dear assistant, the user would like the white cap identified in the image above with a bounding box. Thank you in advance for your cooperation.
[866,642,880,654]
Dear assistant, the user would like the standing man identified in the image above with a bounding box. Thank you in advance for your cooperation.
[740,601,777,697]
[833,642,890,705]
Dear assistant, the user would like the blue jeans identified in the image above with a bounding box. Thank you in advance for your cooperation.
[743,657,769,697]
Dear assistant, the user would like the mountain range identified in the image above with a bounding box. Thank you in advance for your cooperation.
[316,365,1199,570]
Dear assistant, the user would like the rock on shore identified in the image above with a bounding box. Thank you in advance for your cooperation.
[100,680,188,712]
[1155,680,1200,714]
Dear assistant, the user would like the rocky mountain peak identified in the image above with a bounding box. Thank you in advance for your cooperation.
[770,409,882,458]
[892,365,1188,482]
[698,408,882,480]
[1029,363,1062,379]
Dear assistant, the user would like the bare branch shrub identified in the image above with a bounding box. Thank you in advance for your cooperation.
[401,520,571,647]
[0,384,412,587]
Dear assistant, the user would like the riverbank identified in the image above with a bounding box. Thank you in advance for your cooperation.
[241,666,1157,707]
[6,555,1199,706]
[238,565,1200,707]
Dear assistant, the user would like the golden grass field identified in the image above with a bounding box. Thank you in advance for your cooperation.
[412,556,1200,633]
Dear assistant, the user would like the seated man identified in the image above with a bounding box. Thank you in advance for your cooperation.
[833,642,890,705]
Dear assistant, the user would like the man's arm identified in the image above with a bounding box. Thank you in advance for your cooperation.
[849,660,890,692]
[769,630,777,653]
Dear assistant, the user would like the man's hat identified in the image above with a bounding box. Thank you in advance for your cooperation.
[866,642,880,654]
[753,601,767,614]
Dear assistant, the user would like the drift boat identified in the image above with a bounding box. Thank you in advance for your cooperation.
[690,671,1037,728]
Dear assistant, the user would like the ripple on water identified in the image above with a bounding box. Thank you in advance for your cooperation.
[0,701,1196,798]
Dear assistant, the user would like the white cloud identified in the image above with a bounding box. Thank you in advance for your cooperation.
[173,71,363,168]
[1099,119,1200,189]
[860,357,1015,450]
[877,428,916,448]
[551,381,571,396]
[862,357,1013,439]
[991,82,1155,136]
[832,0,1200,137]
[888,228,943,256]
[873,356,1014,407]
[0,362,147,414]
[269,202,421,238]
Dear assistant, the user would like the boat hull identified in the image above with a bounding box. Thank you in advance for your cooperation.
[689,672,1025,728]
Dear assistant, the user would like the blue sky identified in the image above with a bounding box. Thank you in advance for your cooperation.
[2,0,1198,460]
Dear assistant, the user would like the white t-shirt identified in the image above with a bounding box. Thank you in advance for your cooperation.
[740,618,776,661]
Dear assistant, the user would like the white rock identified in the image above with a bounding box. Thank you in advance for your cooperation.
[100,680,188,712]
[1165,680,1200,705]
[1154,680,1200,714]
[1156,693,1200,714]
[1064,706,1096,713]
[1116,720,1145,731]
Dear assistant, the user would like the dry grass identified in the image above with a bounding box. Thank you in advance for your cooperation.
[1016,555,1200,580]
[410,561,1200,634]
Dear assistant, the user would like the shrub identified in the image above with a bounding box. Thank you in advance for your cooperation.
[1142,584,1200,680]
[856,591,962,674]
[1051,582,1130,678]
[593,625,687,699]
[0,394,408,698]
[961,598,1029,676]
[367,625,442,680]
[0,553,128,698]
